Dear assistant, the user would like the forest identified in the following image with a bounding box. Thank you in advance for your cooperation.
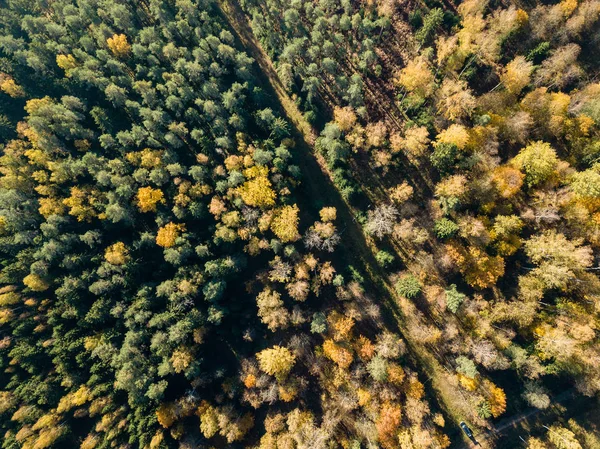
[0,0,599,448]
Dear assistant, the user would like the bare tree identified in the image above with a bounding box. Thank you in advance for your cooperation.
[303,228,340,252]
[365,204,399,238]
[471,339,504,369]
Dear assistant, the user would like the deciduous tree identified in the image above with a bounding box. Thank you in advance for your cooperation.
[257,346,296,381]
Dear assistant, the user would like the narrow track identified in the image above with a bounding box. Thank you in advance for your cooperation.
[457,389,583,449]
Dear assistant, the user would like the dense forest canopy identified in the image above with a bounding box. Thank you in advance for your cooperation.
[1,0,599,448]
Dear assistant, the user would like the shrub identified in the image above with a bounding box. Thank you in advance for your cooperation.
[430,142,459,174]
[522,382,550,409]
[415,8,443,44]
[376,250,395,268]
[395,274,421,298]
[477,400,492,419]
[367,356,388,382]
[310,312,327,334]
[445,284,466,313]
[434,218,459,239]
[455,356,478,378]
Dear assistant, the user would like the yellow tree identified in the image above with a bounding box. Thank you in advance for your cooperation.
[328,311,355,341]
[322,339,353,369]
[492,166,524,198]
[501,56,534,95]
[104,242,130,265]
[56,385,92,413]
[171,347,193,373]
[257,346,296,381]
[376,402,402,449]
[547,426,582,449]
[156,223,185,248]
[446,243,505,289]
[38,197,66,218]
[271,205,300,242]
[524,230,592,291]
[156,403,178,428]
[397,56,435,98]
[570,168,600,210]
[0,391,16,414]
[484,380,507,417]
[198,402,219,438]
[56,54,77,76]
[80,434,100,449]
[436,124,470,150]
[527,437,548,449]
[389,182,414,204]
[63,187,100,222]
[0,76,24,97]
[256,288,290,331]
[512,141,559,187]
[319,207,337,222]
[23,274,49,292]
[395,126,430,158]
[107,34,131,58]
[333,106,357,132]
[437,79,476,121]
[237,171,276,208]
[137,186,165,212]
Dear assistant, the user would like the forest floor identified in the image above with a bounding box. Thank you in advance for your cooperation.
[215,1,597,447]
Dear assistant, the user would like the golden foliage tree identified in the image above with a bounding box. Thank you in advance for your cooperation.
[436,124,470,150]
[23,274,49,292]
[319,207,337,222]
[322,339,353,369]
[501,56,534,95]
[237,174,276,208]
[524,230,592,291]
[107,34,131,58]
[198,402,219,438]
[156,403,178,428]
[38,197,66,218]
[56,385,92,413]
[171,347,193,373]
[137,187,165,212]
[512,141,559,187]
[56,54,77,74]
[399,126,430,158]
[547,425,582,449]
[271,205,300,242]
[257,346,296,381]
[63,187,100,222]
[333,106,357,132]
[484,380,507,417]
[446,243,505,289]
[0,75,24,97]
[104,242,129,265]
[156,223,185,248]
[527,437,548,449]
[389,182,414,204]
[492,166,525,198]
[437,79,476,121]
[376,402,402,449]
[397,56,434,98]
[256,288,290,331]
